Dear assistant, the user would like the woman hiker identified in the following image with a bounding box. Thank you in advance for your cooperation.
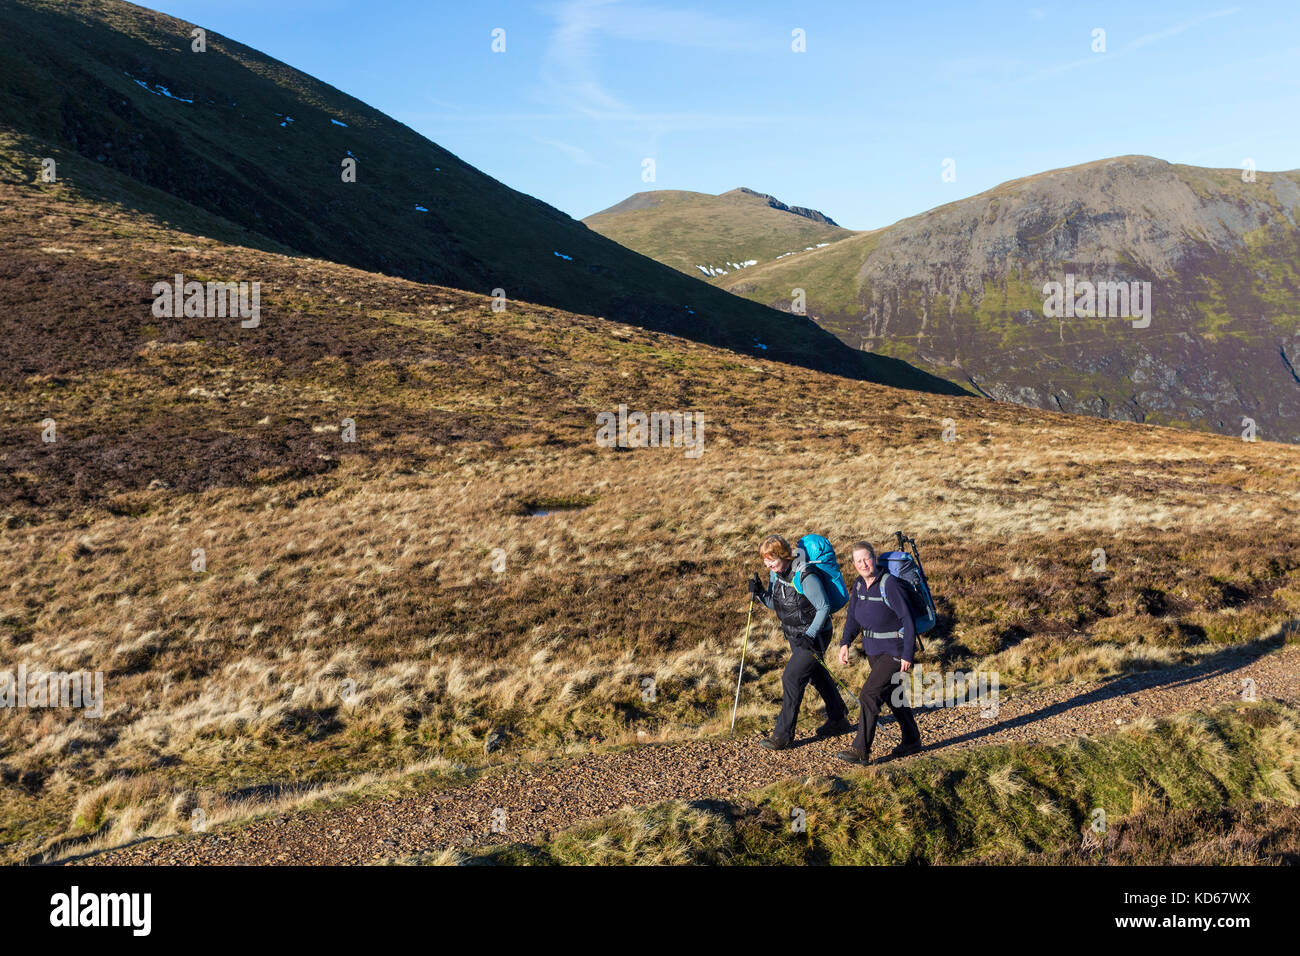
[748,534,854,750]
[835,541,924,765]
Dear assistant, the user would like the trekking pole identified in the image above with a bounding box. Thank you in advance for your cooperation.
[813,651,860,713]
[730,595,755,734]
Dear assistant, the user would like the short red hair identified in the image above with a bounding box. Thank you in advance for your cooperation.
[759,534,793,562]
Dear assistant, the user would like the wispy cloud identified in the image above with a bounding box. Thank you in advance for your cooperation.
[1129,7,1239,51]
[1024,7,1240,82]
[535,136,602,166]
[539,0,769,116]
[542,0,627,113]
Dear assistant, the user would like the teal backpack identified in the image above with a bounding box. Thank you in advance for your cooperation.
[792,534,849,613]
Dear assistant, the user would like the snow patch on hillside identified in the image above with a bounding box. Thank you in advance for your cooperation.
[123,72,194,103]
[696,259,757,277]
[698,241,833,275]
[774,242,830,260]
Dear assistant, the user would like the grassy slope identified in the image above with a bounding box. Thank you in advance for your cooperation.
[0,0,961,392]
[463,700,1300,865]
[724,230,886,342]
[3,175,1300,861]
[583,188,850,278]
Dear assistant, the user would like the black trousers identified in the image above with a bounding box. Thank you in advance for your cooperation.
[850,653,922,758]
[772,631,847,743]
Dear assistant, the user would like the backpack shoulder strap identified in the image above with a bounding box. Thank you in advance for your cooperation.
[790,547,808,593]
[877,572,902,623]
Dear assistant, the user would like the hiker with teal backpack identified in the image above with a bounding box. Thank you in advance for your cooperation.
[747,534,854,750]
[835,537,934,765]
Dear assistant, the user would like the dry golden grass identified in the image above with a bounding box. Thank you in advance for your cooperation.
[3,181,1300,862]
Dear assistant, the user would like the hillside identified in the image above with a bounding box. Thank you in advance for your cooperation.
[583,187,850,280]
[717,156,1300,441]
[3,172,1300,863]
[0,0,959,392]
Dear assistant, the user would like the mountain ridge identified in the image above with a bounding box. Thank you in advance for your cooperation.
[587,185,839,227]
[731,186,839,225]
[583,185,851,282]
[597,154,1300,441]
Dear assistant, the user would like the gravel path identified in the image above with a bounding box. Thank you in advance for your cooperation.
[76,643,1300,865]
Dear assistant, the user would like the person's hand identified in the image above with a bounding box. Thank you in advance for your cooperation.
[900,659,912,673]
[838,644,850,667]
[747,573,763,596]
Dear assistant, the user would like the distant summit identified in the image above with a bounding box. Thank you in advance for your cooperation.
[583,187,850,281]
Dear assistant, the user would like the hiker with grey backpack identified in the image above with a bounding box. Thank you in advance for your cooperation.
[746,533,855,750]
[835,535,936,765]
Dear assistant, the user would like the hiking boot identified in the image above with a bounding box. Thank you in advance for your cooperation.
[759,736,793,751]
[876,742,923,763]
[815,717,854,738]
[835,748,868,765]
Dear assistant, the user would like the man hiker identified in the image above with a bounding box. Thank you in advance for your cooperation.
[835,541,923,765]
[748,534,853,750]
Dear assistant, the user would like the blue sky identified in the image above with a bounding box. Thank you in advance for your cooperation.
[150,1,1300,230]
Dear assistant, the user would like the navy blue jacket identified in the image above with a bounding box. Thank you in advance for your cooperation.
[840,573,916,663]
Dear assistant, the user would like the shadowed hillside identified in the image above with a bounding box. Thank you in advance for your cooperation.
[0,0,960,392]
